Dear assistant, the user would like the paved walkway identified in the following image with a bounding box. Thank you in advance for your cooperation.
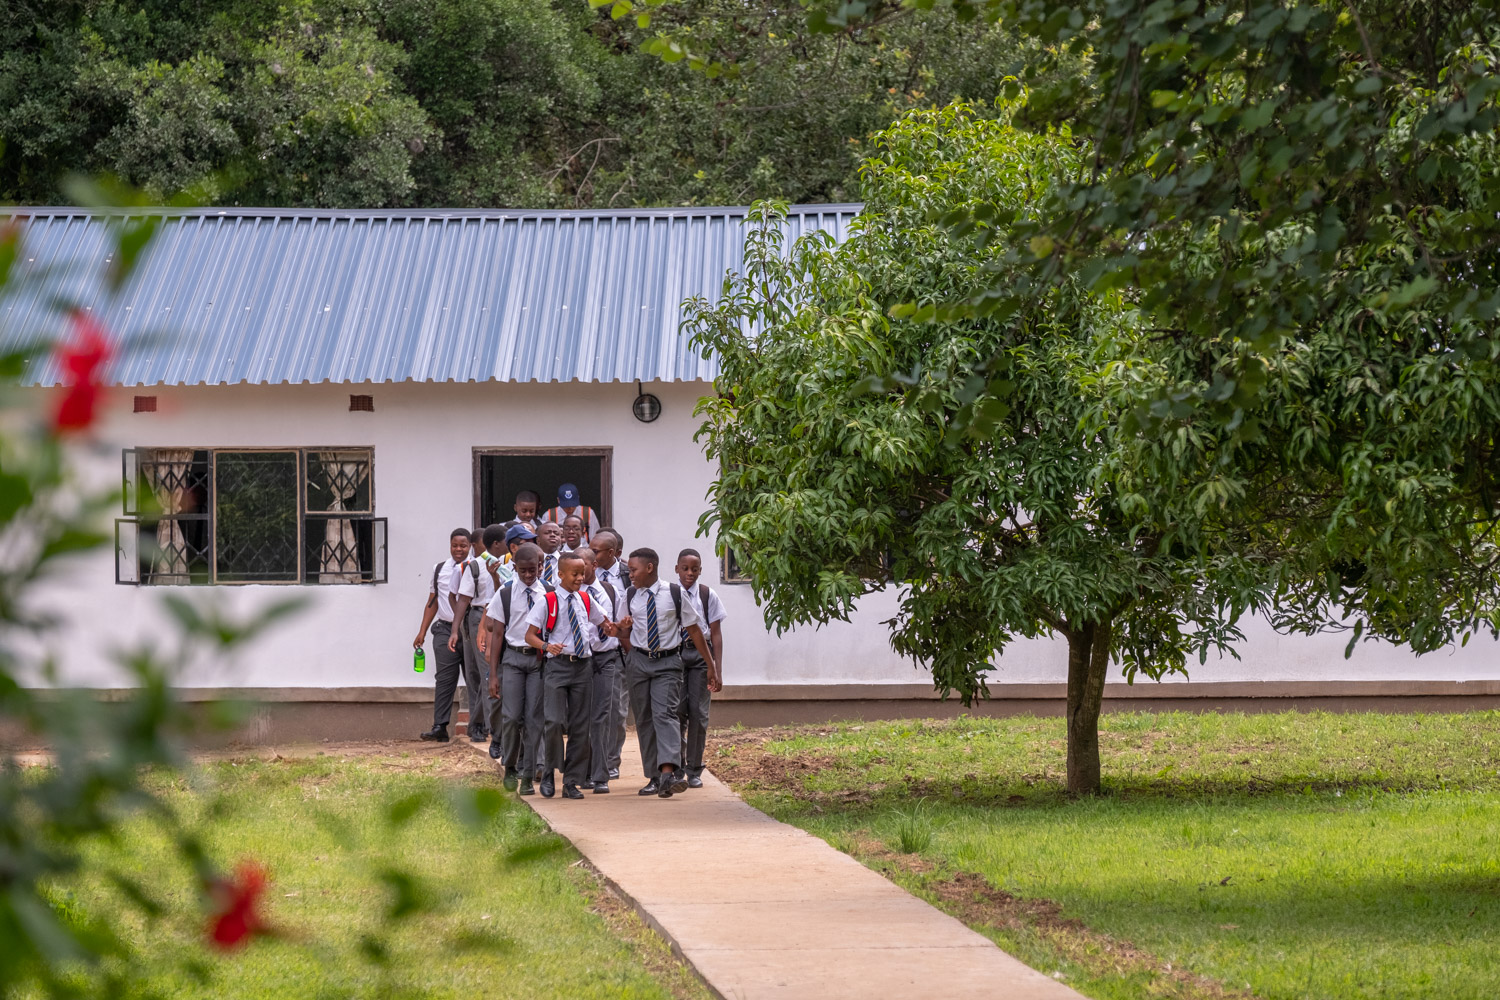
[480,738,1084,1000]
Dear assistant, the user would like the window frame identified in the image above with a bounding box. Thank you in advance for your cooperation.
[118,446,386,587]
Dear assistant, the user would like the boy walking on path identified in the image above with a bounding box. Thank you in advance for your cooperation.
[412,529,474,742]
[675,548,725,788]
[484,544,550,793]
[525,550,610,800]
[618,547,717,798]
[449,531,501,743]
[578,546,624,794]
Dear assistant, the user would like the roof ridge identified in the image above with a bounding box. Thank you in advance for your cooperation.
[1,204,863,221]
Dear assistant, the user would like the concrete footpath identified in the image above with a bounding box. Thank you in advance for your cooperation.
[479,738,1084,1000]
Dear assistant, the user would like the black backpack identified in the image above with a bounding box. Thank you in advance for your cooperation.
[623,582,684,645]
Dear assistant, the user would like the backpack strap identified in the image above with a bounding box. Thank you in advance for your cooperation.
[699,583,710,611]
[495,582,514,626]
[600,579,616,614]
[669,583,682,626]
[544,591,559,633]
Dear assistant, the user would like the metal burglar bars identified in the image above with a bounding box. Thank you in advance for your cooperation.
[116,448,387,586]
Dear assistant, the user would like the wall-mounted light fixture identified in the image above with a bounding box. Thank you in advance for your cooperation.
[632,380,661,423]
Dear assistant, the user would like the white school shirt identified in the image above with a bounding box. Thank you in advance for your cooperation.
[457,556,497,609]
[596,560,627,593]
[679,582,727,642]
[524,587,605,658]
[587,580,621,652]
[429,557,464,623]
[485,579,548,648]
[538,550,561,587]
[623,579,700,651]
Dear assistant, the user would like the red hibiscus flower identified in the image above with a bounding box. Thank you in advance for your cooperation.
[207,860,271,950]
[52,309,112,433]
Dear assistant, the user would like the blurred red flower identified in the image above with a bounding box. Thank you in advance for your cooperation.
[207,860,270,950]
[53,309,112,432]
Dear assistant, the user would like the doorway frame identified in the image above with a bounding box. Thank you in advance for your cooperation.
[472,446,614,530]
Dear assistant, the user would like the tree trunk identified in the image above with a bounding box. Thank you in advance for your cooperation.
[1064,617,1112,796]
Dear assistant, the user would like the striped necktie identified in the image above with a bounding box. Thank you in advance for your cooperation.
[646,589,661,652]
[567,594,587,656]
[542,556,555,586]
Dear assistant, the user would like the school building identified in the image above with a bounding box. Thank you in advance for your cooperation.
[4,205,1497,742]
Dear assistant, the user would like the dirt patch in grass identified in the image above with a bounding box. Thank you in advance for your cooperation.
[707,730,842,793]
[866,849,1259,1000]
[573,861,715,1000]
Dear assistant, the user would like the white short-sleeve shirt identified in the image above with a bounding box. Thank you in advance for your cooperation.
[524,586,605,658]
[624,579,699,651]
[588,580,621,652]
[429,557,464,623]
[457,556,497,608]
[485,579,548,648]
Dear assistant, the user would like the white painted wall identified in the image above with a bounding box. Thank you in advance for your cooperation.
[29,379,1500,691]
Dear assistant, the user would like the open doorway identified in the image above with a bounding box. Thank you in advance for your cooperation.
[474,448,612,532]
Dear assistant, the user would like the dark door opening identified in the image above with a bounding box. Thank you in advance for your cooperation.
[475,449,611,533]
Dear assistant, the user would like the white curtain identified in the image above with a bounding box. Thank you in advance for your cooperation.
[317,451,369,584]
[147,449,195,584]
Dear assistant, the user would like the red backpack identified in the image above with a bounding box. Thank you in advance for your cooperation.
[542,589,591,636]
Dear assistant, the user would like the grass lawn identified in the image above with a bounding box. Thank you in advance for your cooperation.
[708,711,1500,1000]
[45,742,709,1000]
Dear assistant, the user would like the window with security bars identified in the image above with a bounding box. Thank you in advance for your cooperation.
[116,448,387,585]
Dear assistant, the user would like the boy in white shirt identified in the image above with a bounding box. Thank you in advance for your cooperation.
[524,550,612,800]
[483,544,549,793]
[592,528,630,779]
[412,529,474,742]
[618,547,717,799]
[536,521,563,587]
[675,548,726,788]
[578,546,624,793]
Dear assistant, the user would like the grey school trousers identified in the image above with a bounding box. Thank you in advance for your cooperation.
[428,620,463,728]
[589,648,625,785]
[543,654,594,786]
[628,647,684,775]
[607,668,629,770]
[679,646,713,776]
[459,606,492,736]
[499,646,544,776]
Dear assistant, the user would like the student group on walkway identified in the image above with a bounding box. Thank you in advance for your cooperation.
[413,484,727,800]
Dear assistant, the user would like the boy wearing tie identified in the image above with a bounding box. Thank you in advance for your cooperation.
[524,550,609,800]
[674,548,726,788]
[483,544,549,792]
[618,547,717,798]
[412,529,475,742]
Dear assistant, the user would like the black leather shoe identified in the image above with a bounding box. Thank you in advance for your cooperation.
[638,780,659,796]
[539,772,556,798]
[489,741,503,760]
[468,728,486,743]
[687,774,703,789]
[561,783,584,799]
[660,768,687,796]
[419,726,449,742]
[502,768,518,791]
[593,782,610,794]
[608,767,620,780]
[518,775,534,796]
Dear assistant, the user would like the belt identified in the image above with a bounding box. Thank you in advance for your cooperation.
[639,645,681,660]
[507,643,533,654]
[550,653,593,663]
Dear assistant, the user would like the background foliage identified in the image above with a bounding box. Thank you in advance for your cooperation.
[0,0,1030,208]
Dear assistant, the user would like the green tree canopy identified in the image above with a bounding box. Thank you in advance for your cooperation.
[689,105,1257,793]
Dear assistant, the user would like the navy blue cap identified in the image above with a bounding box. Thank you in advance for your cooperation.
[557,483,580,505]
[504,524,537,544]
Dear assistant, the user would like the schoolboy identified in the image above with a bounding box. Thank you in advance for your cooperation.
[501,522,536,568]
[541,483,601,544]
[674,548,726,788]
[617,547,716,798]
[412,528,473,742]
[578,546,624,793]
[560,514,584,553]
[524,550,610,799]
[444,530,492,743]
[483,543,550,791]
[536,521,563,587]
[592,528,629,779]
[499,490,540,535]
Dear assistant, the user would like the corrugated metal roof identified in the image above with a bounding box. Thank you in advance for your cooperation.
[0,205,859,386]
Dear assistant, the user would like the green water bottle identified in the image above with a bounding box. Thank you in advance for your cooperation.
[413,647,426,673]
